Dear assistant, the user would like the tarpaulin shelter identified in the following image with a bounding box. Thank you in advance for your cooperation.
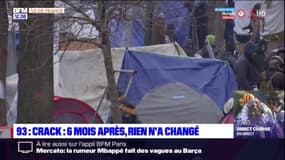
[54,43,187,122]
[6,74,103,125]
[54,1,191,48]
[109,1,191,47]
[6,43,187,124]
[117,51,238,123]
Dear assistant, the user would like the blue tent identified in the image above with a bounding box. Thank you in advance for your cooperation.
[110,1,190,48]
[117,51,238,111]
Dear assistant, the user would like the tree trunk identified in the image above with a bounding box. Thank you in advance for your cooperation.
[144,1,154,45]
[208,1,225,52]
[207,1,217,35]
[17,1,54,123]
[101,32,122,123]
[0,1,8,125]
[99,1,122,123]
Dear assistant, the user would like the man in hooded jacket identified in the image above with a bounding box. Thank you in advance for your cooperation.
[217,41,237,73]
[236,41,258,90]
[260,55,284,90]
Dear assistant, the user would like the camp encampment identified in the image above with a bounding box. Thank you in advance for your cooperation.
[54,43,187,122]
[6,43,187,124]
[6,75,103,124]
[117,50,238,123]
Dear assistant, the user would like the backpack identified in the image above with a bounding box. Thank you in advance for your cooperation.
[260,71,283,92]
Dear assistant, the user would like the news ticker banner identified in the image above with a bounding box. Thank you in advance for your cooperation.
[12,124,234,139]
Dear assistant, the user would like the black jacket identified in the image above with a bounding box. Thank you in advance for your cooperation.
[236,41,258,90]
[218,51,237,74]
[236,55,253,90]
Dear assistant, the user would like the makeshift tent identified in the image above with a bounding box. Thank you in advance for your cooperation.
[136,83,223,123]
[6,74,103,125]
[54,1,191,48]
[6,43,186,124]
[261,1,284,36]
[109,1,191,47]
[6,74,18,125]
[53,43,187,122]
[117,51,238,114]
[54,96,103,123]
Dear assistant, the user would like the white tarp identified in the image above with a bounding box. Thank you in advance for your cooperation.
[6,43,186,124]
[234,0,284,36]
[7,32,18,76]
[54,42,186,122]
[6,74,18,125]
[261,1,284,36]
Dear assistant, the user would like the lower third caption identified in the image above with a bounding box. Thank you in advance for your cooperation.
[32,140,202,155]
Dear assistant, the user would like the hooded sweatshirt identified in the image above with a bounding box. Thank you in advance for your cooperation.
[236,41,258,90]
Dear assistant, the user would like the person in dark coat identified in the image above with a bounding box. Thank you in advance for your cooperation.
[260,55,284,90]
[236,41,258,90]
[217,41,237,73]
[265,47,284,70]
[194,1,208,49]
[253,39,268,72]
[249,39,268,86]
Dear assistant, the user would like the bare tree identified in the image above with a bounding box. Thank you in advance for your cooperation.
[0,1,8,125]
[17,0,54,123]
[4,0,147,123]
[59,0,146,123]
[144,1,154,45]
[208,1,225,52]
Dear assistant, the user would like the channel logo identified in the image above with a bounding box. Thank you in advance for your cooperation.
[13,8,28,20]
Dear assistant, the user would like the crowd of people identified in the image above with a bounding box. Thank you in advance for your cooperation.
[236,41,284,91]
[187,32,284,92]
[188,4,284,91]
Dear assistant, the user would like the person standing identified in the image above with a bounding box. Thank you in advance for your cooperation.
[193,1,208,49]
[260,55,284,91]
[236,41,258,90]
[217,41,237,73]
[250,39,268,86]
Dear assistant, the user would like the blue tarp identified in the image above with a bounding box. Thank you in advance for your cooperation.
[110,1,190,48]
[158,1,190,46]
[117,51,238,110]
